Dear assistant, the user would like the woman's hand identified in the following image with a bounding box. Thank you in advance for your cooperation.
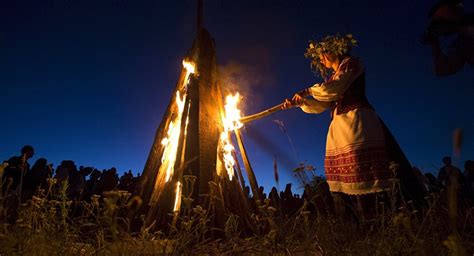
[282,98,293,109]
[292,93,304,105]
[282,93,305,109]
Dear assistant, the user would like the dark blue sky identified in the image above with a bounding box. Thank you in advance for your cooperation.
[1,0,473,192]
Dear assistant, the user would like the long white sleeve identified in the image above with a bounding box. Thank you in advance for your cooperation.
[300,98,332,114]
[307,57,364,102]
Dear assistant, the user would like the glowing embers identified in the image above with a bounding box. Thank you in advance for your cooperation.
[160,61,196,183]
[219,93,243,180]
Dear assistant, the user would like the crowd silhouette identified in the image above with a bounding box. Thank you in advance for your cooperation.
[1,146,142,223]
[1,145,474,224]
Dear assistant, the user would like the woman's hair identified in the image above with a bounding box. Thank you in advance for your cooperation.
[305,34,357,79]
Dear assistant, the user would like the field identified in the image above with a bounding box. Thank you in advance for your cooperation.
[1,176,473,256]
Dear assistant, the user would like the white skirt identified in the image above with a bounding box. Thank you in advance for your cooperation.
[324,108,394,195]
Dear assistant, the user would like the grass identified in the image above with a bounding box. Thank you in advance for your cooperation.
[0,176,473,255]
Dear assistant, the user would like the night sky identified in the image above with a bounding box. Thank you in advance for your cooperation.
[1,0,473,193]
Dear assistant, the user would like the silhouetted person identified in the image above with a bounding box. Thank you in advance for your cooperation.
[2,145,34,223]
[424,173,441,192]
[282,183,293,200]
[259,186,266,200]
[129,172,141,195]
[23,158,52,198]
[465,160,474,182]
[118,170,133,192]
[438,156,464,188]
[269,187,281,209]
[413,167,429,194]
[464,160,474,199]
[422,0,474,76]
[54,160,77,185]
[99,168,119,192]
[301,185,315,213]
[244,185,257,209]
[69,167,92,200]
[244,186,250,199]
[281,183,297,216]
[2,145,35,195]
[84,169,102,199]
[304,178,333,216]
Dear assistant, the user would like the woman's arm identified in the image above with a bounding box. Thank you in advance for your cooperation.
[300,98,333,114]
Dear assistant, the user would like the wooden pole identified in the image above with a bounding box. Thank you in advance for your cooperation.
[232,151,246,190]
[197,0,203,30]
[240,103,284,124]
[234,130,263,202]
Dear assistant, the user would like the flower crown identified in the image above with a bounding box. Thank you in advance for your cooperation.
[304,34,357,76]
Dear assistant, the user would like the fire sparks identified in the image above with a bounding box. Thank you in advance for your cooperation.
[160,60,196,183]
[219,93,243,180]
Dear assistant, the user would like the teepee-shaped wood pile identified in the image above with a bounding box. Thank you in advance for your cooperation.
[137,2,261,232]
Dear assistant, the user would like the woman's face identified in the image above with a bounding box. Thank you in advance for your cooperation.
[319,53,335,69]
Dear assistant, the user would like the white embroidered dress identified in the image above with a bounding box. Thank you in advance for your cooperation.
[300,57,393,195]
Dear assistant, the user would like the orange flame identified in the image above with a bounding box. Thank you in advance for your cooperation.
[173,181,182,212]
[160,60,195,183]
[219,93,243,180]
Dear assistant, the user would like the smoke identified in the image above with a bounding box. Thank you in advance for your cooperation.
[218,44,297,174]
[217,45,276,115]
[219,61,263,94]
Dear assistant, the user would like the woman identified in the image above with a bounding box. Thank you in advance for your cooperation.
[283,34,424,220]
